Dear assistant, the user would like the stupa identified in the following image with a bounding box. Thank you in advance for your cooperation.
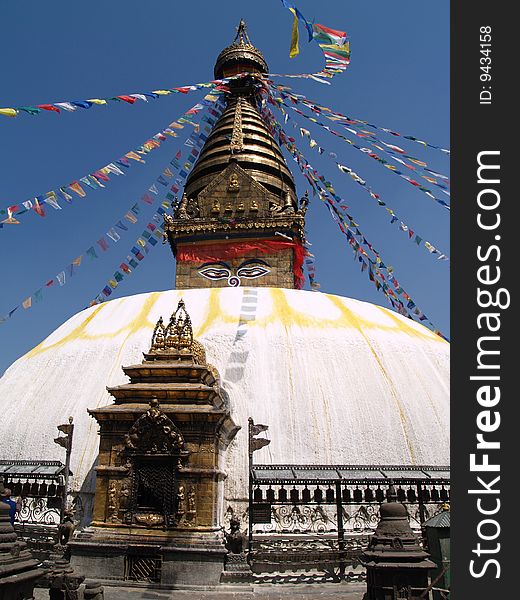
[0,20,450,588]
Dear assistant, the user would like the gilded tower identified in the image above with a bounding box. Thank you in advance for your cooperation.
[164,21,308,290]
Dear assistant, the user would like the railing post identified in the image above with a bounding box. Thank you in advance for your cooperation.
[417,482,426,525]
[335,481,345,579]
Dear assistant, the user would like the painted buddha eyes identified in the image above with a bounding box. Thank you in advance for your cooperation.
[197,260,271,287]
[236,264,270,279]
[197,266,230,281]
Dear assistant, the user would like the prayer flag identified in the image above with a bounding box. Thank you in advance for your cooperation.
[54,102,77,112]
[38,104,60,113]
[0,108,18,117]
[71,100,92,109]
[69,181,86,197]
[126,151,145,163]
[115,220,128,231]
[106,228,120,242]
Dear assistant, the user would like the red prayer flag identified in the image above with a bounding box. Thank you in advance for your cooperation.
[37,104,61,113]
[117,95,136,104]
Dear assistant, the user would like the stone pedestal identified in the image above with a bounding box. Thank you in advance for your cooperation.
[220,553,252,584]
[69,300,239,587]
[71,528,228,586]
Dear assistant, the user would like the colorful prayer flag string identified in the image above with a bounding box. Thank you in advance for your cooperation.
[0,95,224,227]
[268,91,449,261]
[88,101,226,306]
[0,77,235,118]
[263,106,447,340]
[272,84,450,155]
[0,96,224,324]
[268,89,450,210]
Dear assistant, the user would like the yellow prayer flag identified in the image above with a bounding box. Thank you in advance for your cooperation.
[289,8,299,58]
[125,151,144,162]
[22,297,32,309]
[1,216,20,224]
[87,99,107,105]
[0,108,18,117]
[69,182,86,197]
[72,256,83,267]
[152,90,172,95]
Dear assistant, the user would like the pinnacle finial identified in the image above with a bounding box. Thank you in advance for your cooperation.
[234,19,251,45]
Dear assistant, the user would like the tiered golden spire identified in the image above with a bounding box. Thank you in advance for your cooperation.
[150,299,193,353]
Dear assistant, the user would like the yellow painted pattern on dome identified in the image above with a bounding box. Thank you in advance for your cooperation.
[376,305,448,344]
[24,289,445,362]
[26,293,161,359]
[328,295,416,463]
[193,288,224,338]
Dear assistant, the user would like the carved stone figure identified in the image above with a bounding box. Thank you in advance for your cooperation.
[119,482,130,511]
[107,482,119,523]
[177,485,186,517]
[58,509,76,545]
[187,487,196,515]
[176,193,189,219]
[224,516,245,554]
[124,400,185,455]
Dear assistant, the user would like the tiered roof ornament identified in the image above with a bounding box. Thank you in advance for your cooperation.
[150,299,193,354]
[149,299,212,373]
[214,19,268,79]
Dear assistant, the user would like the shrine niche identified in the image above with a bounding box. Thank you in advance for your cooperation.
[116,399,189,529]
[70,299,239,586]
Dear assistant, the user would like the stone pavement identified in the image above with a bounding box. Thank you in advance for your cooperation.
[34,582,366,599]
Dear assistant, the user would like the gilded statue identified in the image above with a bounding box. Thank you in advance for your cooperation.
[228,173,240,192]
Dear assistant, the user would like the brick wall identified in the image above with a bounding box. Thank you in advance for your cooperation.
[175,246,297,289]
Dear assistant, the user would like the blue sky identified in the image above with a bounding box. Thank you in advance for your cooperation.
[0,1,449,374]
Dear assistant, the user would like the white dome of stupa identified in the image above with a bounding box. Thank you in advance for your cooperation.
[0,287,449,513]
